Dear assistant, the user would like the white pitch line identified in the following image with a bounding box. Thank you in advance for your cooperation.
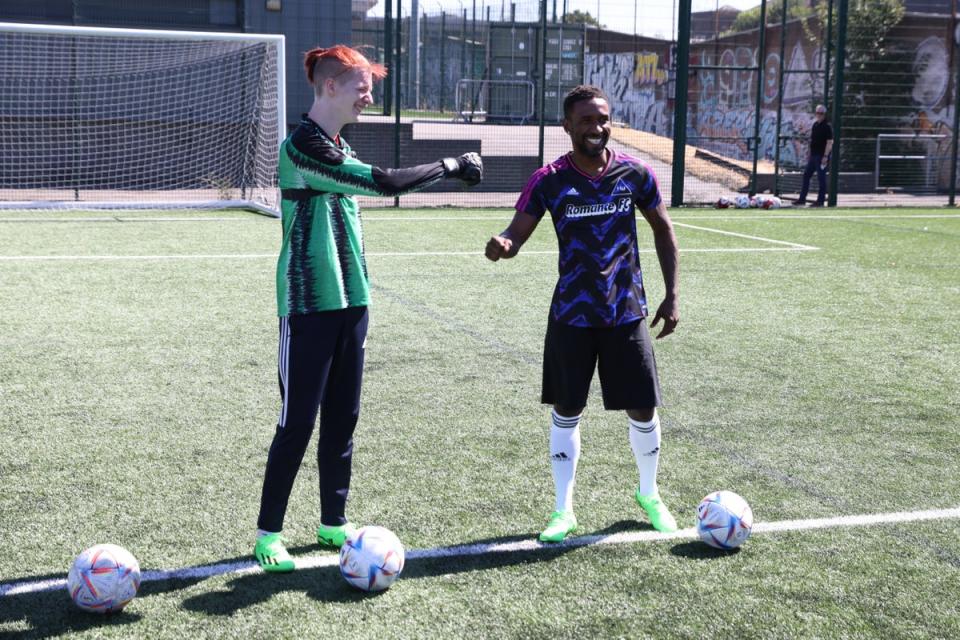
[366,247,815,256]
[0,254,277,261]
[368,213,960,223]
[671,213,960,221]
[3,213,959,224]
[0,216,261,223]
[2,506,958,598]
[365,216,510,221]
[0,246,814,261]
[673,221,819,250]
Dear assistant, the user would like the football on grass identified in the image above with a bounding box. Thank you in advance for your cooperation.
[339,526,405,591]
[67,544,141,613]
[696,491,754,550]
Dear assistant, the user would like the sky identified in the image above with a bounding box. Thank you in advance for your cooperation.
[365,0,762,40]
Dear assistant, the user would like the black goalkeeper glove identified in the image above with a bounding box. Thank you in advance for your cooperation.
[442,152,483,186]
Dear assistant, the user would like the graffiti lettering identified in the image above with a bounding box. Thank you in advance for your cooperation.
[634,53,667,86]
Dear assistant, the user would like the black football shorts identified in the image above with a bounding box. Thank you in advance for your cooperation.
[541,317,662,411]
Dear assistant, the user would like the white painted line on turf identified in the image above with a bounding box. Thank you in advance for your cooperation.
[0,216,262,223]
[364,216,510,221]
[0,254,278,261]
[365,248,815,256]
[2,506,958,597]
[0,246,814,261]
[673,221,819,250]
[751,506,960,534]
[671,213,960,221]
[675,247,814,252]
[4,213,958,224]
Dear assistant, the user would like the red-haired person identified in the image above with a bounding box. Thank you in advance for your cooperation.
[254,45,482,572]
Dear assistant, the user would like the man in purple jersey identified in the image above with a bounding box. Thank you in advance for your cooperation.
[485,85,680,542]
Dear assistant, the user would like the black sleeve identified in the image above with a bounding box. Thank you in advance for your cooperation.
[370,162,447,196]
[289,127,446,197]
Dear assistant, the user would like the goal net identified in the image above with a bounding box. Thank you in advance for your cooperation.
[0,22,285,215]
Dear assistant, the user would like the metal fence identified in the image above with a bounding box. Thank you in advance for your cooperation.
[4,1,953,209]
[349,0,960,208]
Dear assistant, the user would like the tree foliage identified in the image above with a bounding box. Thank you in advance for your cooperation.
[563,10,603,28]
[727,0,811,35]
[816,0,908,171]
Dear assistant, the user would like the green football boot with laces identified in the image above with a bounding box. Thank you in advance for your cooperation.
[635,489,678,533]
[316,522,357,548]
[254,533,295,573]
[538,510,578,543]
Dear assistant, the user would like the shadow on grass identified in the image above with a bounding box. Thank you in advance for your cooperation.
[669,541,743,559]
[181,523,646,615]
[0,553,246,639]
[0,588,142,640]
[1,521,689,634]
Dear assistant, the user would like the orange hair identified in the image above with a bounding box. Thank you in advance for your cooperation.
[304,45,387,86]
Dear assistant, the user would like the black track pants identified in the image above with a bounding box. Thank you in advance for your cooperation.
[257,307,368,532]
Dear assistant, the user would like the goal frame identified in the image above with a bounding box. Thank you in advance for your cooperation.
[0,22,286,217]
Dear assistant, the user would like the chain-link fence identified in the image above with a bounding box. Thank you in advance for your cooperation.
[2,0,955,209]
[350,0,959,208]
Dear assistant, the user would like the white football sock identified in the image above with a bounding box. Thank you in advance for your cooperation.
[550,410,582,513]
[256,528,278,539]
[628,411,661,497]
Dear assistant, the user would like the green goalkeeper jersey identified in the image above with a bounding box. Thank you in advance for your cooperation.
[276,116,447,317]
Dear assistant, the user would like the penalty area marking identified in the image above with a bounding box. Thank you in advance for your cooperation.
[672,221,818,251]
[2,506,958,597]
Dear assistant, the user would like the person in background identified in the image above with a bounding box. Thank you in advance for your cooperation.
[793,104,834,208]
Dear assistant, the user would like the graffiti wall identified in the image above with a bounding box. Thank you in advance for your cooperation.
[689,27,822,170]
[904,30,956,187]
[685,13,957,187]
[584,51,671,136]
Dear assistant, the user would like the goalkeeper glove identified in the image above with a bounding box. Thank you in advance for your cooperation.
[442,152,483,186]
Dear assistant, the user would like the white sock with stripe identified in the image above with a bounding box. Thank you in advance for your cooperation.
[628,411,661,497]
[550,410,582,513]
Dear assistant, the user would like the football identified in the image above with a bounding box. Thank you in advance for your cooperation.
[734,194,751,209]
[757,195,782,209]
[339,526,405,592]
[696,490,754,550]
[716,196,732,209]
[67,544,141,613]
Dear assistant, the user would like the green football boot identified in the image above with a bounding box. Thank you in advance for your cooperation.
[538,510,578,543]
[635,489,678,533]
[254,533,295,573]
[316,522,357,548]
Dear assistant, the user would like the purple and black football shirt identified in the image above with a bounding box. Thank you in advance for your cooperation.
[515,150,662,328]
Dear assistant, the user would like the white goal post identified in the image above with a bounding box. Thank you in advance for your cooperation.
[0,22,285,216]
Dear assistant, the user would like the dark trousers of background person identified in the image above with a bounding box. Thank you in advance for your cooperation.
[257,306,368,533]
[798,154,827,205]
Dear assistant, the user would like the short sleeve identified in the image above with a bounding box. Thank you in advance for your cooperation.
[633,163,663,211]
[514,167,550,219]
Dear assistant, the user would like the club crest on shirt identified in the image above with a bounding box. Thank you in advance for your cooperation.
[612,177,633,195]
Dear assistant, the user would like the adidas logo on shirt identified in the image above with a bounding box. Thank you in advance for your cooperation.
[567,187,580,196]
